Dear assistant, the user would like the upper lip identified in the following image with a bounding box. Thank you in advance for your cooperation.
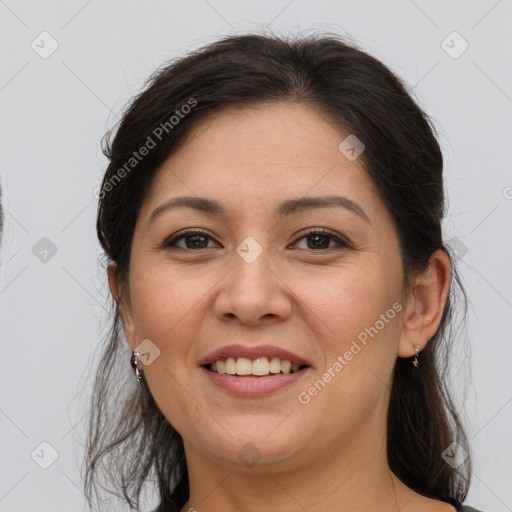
[198,344,312,367]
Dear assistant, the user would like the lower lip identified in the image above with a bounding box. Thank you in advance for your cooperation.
[199,366,310,397]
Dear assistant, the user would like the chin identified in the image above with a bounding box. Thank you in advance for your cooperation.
[191,415,307,470]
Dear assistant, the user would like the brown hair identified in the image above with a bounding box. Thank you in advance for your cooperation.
[85,32,471,511]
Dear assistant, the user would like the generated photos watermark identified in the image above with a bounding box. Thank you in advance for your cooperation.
[297,301,403,405]
[94,97,197,200]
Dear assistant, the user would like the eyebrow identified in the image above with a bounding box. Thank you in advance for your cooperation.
[148,195,370,225]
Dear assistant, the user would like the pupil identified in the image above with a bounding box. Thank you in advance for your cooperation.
[187,235,207,249]
[308,234,329,250]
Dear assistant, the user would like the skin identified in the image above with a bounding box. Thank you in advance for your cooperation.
[109,102,453,512]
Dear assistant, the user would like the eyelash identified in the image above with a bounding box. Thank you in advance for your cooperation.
[163,228,351,252]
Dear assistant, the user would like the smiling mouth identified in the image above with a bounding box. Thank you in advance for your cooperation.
[204,356,309,377]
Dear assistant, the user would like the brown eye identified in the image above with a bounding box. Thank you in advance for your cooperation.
[163,230,220,250]
[292,229,350,251]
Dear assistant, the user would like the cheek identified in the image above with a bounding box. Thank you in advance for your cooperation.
[297,261,404,400]
[293,267,403,427]
[291,258,402,340]
[132,253,203,306]
[128,263,213,357]
[127,264,214,431]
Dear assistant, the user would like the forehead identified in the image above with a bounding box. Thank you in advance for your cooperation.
[140,102,382,222]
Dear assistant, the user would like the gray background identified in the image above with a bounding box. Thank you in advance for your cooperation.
[1,1,511,511]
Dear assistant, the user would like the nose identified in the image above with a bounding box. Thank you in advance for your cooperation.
[213,246,292,327]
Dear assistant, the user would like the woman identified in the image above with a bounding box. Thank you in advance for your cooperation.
[86,33,483,512]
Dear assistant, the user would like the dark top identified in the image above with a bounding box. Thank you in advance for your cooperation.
[153,501,484,511]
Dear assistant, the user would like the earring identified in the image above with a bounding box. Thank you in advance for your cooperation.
[130,351,143,383]
[412,344,420,367]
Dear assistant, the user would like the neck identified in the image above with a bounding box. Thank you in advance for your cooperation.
[181,424,408,512]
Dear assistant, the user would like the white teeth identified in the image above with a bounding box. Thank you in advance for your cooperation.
[225,357,236,375]
[236,357,252,375]
[269,357,281,374]
[252,357,270,376]
[280,360,292,374]
[208,356,306,376]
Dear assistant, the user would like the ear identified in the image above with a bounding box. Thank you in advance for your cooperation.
[397,249,451,358]
[107,262,137,350]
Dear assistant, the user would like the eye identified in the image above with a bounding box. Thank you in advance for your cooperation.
[163,229,220,250]
[292,229,350,251]
[163,228,350,251]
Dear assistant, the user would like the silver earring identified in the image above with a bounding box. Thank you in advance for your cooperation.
[130,351,143,383]
[412,344,420,367]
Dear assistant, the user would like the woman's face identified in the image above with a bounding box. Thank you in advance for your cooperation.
[116,102,419,472]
